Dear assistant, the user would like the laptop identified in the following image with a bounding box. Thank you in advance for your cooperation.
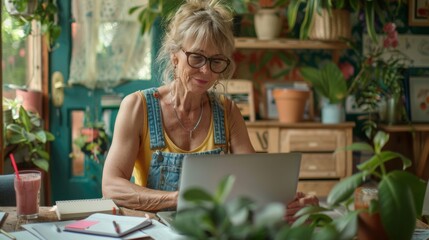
[156,152,301,227]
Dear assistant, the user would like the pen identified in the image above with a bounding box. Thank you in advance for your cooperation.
[55,224,62,233]
[112,220,121,234]
[0,229,16,240]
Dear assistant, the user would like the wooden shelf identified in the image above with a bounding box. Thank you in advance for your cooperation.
[235,37,349,50]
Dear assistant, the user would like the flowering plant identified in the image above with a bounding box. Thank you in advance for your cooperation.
[348,22,410,137]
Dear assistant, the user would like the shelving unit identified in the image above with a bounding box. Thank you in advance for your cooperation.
[234,37,349,63]
[234,37,353,197]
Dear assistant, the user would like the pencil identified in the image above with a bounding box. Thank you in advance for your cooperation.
[0,229,16,240]
[112,220,121,234]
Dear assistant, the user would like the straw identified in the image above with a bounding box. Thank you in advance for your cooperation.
[9,153,20,180]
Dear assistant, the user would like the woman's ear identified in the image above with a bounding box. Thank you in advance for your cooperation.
[171,54,178,65]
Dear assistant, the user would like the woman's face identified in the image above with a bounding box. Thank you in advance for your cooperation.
[174,41,229,94]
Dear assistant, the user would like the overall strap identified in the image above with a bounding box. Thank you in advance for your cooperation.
[209,92,227,148]
[142,88,166,150]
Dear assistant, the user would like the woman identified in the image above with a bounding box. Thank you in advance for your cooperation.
[102,0,317,222]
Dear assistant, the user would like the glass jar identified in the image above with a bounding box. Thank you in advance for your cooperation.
[354,182,388,240]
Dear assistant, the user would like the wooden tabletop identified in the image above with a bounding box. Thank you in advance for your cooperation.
[0,206,158,232]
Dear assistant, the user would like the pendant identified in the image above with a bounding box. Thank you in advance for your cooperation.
[189,131,193,139]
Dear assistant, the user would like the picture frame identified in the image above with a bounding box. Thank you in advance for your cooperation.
[409,0,429,26]
[408,77,429,122]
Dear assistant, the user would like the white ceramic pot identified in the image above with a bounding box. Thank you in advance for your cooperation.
[254,8,282,40]
[321,98,344,124]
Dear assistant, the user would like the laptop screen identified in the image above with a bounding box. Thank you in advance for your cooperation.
[177,152,301,211]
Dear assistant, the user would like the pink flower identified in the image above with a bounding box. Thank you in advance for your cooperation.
[19,48,26,57]
[391,39,399,48]
[339,62,354,80]
[387,30,398,40]
[383,22,396,34]
[383,37,393,48]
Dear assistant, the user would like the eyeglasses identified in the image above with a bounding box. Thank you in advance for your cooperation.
[181,49,230,73]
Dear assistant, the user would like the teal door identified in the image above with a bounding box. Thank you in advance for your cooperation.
[49,0,161,202]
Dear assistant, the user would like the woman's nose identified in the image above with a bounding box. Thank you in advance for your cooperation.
[199,62,211,74]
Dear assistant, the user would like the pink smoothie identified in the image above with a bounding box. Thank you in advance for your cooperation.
[14,171,41,218]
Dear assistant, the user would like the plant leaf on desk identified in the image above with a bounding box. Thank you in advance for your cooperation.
[379,171,418,240]
[327,172,366,206]
[215,175,235,204]
[357,151,411,172]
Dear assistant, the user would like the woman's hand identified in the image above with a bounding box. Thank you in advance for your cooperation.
[285,192,319,224]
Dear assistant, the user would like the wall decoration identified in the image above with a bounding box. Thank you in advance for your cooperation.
[409,0,429,26]
[363,34,429,68]
[409,77,429,122]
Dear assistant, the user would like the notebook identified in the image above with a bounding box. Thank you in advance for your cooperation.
[63,213,152,238]
[157,152,301,227]
[55,198,120,220]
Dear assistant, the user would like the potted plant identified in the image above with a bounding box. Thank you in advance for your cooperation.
[4,0,61,48]
[287,0,405,42]
[300,61,348,123]
[3,97,55,172]
[294,130,426,240]
[348,22,411,135]
[172,175,317,239]
[70,120,110,163]
[244,0,287,40]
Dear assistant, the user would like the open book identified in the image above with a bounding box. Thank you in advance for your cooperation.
[56,198,119,220]
[64,213,152,237]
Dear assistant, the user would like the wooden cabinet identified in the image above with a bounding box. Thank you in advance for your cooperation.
[246,121,354,197]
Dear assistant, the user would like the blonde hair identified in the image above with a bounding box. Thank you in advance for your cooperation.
[156,0,235,85]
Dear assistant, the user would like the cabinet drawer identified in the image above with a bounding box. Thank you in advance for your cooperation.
[299,153,338,178]
[280,129,344,152]
[247,128,270,152]
[297,180,338,198]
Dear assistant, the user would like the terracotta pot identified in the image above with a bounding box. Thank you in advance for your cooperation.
[15,89,43,116]
[354,184,389,240]
[273,89,310,123]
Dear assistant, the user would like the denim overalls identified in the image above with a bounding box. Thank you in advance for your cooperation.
[142,88,228,191]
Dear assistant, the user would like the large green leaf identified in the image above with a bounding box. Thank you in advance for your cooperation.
[327,172,366,206]
[378,171,417,240]
[331,210,359,240]
[214,175,235,204]
[357,151,411,172]
[300,62,347,104]
[183,188,213,203]
[32,158,49,172]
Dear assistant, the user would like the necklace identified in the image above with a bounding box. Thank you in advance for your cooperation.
[172,100,204,139]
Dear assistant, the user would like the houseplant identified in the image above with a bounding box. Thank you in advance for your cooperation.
[300,61,348,123]
[128,0,183,35]
[348,22,411,136]
[294,130,426,240]
[173,131,426,240]
[287,0,405,42]
[3,97,55,172]
[172,175,317,239]
[71,120,110,163]
[4,0,61,48]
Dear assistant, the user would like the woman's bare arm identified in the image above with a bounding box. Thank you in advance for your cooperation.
[225,98,255,154]
[102,92,178,211]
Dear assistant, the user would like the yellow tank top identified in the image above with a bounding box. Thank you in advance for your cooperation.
[132,91,228,186]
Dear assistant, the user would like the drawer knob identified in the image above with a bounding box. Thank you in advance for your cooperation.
[308,142,319,147]
[308,165,317,170]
